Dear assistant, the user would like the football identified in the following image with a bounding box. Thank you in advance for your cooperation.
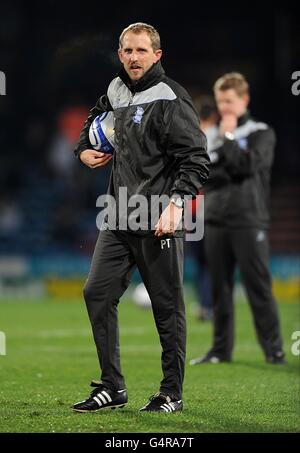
[89,111,115,154]
[132,283,152,309]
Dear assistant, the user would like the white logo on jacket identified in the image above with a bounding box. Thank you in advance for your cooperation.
[133,107,144,124]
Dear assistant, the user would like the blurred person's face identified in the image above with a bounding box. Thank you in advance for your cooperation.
[118,31,162,81]
[215,89,249,118]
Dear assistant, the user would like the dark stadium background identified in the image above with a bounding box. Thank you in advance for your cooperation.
[0,1,299,298]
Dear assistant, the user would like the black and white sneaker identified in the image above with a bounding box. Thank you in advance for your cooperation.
[189,352,231,365]
[139,392,183,413]
[73,380,128,412]
[266,351,286,364]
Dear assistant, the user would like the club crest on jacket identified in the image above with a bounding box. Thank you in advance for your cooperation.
[133,107,145,124]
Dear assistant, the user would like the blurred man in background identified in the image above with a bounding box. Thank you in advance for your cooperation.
[187,96,218,321]
[190,73,285,365]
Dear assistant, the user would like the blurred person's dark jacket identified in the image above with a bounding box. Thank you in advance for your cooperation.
[205,111,276,229]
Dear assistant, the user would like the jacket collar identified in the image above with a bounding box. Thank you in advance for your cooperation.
[118,61,165,93]
[237,110,251,127]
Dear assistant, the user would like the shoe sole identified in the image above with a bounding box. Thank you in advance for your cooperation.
[73,403,127,413]
[140,408,183,413]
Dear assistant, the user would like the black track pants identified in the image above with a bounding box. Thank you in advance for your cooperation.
[205,225,283,359]
[83,229,186,400]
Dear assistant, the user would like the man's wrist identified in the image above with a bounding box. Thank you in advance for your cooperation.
[224,131,235,140]
[77,148,89,161]
[170,194,184,209]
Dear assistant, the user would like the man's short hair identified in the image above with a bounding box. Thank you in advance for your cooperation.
[119,22,161,51]
[193,95,218,121]
[214,72,249,97]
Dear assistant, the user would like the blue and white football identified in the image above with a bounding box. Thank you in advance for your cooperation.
[89,111,115,154]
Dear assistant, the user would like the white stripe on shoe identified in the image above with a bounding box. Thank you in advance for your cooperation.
[97,393,108,405]
[102,391,112,402]
[162,403,171,412]
[161,404,169,412]
[93,396,102,407]
[162,402,177,412]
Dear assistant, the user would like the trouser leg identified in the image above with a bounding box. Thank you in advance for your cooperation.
[83,230,136,390]
[232,229,284,357]
[194,239,213,310]
[205,225,236,359]
[130,235,186,400]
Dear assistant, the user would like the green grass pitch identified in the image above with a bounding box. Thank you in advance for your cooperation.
[0,295,299,433]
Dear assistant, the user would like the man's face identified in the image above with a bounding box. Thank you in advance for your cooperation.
[118,31,162,81]
[215,89,249,118]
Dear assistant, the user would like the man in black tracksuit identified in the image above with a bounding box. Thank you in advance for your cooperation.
[190,72,285,366]
[72,23,209,413]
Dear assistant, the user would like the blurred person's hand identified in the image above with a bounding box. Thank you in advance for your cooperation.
[80,149,113,168]
[219,114,237,135]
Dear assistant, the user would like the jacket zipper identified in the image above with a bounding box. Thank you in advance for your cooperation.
[117,89,135,196]
[128,91,135,106]
[120,89,135,150]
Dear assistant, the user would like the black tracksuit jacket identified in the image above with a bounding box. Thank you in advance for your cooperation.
[205,112,276,229]
[75,62,209,232]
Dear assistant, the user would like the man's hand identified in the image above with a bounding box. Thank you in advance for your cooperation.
[154,202,183,237]
[80,149,113,168]
[219,114,237,135]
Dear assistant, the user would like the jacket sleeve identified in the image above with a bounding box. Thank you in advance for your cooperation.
[205,163,232,188]
[216,127,276,178]
[74,94,113,159]
[163,97,210,198]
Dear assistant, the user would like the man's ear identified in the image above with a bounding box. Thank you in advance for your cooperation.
[154,49,162,63]
[118,48,124,64]
[243,94,250,107]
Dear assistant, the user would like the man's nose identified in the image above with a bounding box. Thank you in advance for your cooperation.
[130,51,138,61]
